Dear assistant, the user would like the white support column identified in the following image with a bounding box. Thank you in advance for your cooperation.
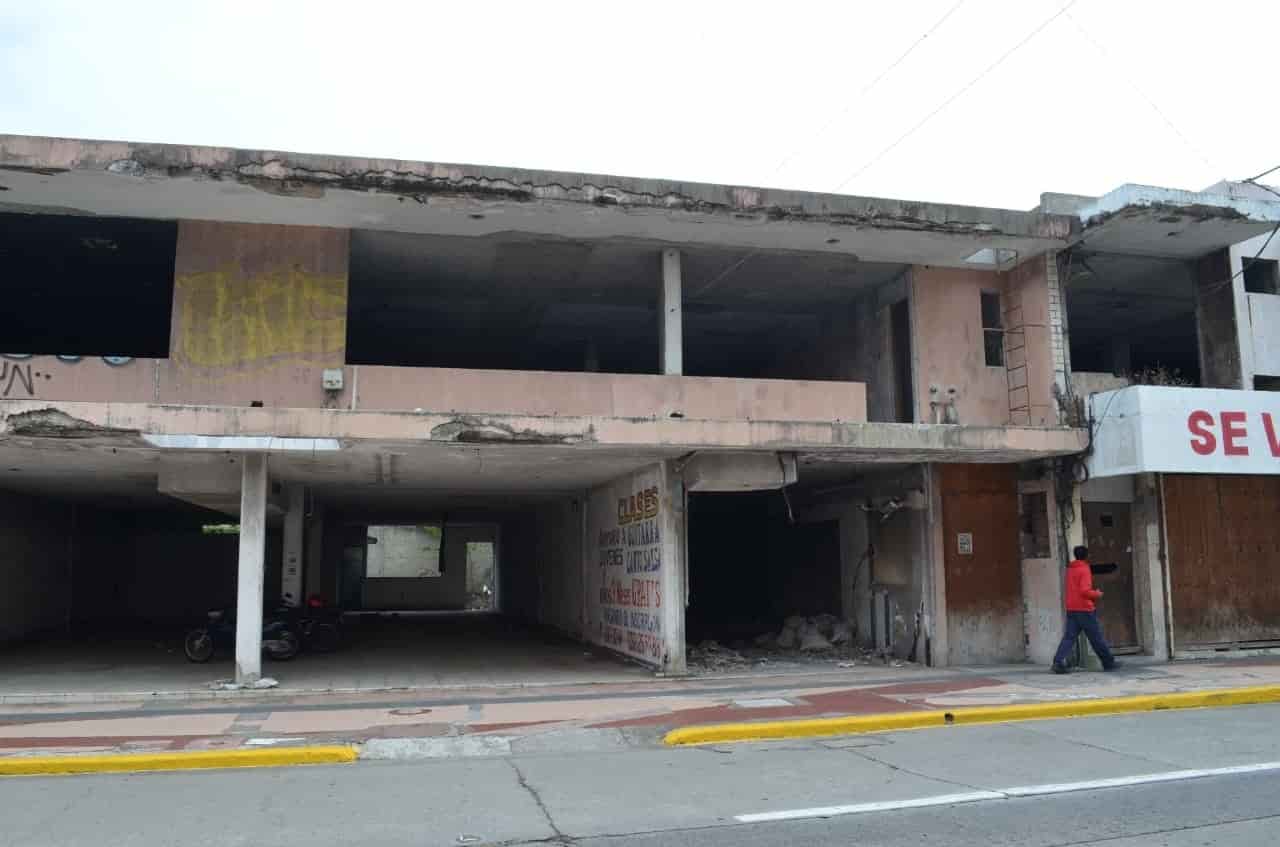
[660,249,683,376]
[235,453,269,685]
[282,484,305,607]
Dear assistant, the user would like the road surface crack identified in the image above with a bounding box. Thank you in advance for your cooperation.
[843,746,995,794]
[507,759,572,844]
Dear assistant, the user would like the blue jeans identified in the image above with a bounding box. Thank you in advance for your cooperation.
[1053,611,1116,669]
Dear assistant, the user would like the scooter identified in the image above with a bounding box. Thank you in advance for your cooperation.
[183,608,301,663]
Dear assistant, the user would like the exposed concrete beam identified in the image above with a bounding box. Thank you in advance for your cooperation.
[0,400,1088,461]
[681,452,796,492]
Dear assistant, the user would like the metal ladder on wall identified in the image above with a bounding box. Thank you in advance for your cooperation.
[1004,283,1031,426]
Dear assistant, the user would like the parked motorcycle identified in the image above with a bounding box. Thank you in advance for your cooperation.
[183,608,301,663]
[281,593,343,654]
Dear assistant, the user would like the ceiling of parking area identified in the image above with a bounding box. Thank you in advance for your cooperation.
[1066,252,1195,346]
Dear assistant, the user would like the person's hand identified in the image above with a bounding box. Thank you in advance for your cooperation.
[1096,591,1104,597]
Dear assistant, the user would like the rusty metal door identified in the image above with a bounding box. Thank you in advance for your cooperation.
[939,464,1024,664]
[1082,502,1138,648]
[1164,474,1280,647]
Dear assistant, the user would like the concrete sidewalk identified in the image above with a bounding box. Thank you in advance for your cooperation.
[2,657,1278,763]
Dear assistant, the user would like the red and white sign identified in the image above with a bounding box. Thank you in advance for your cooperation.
[1088,387,1280,478]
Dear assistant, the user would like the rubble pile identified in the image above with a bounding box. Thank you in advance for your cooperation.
[686,639,752,672]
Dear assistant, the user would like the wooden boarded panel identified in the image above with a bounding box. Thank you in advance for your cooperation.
[939,464,1024,664]
[1083,503,1138,648]
[1165,474,1280,646]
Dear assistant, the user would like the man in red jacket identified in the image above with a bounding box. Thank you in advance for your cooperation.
[1052,546,1119,674]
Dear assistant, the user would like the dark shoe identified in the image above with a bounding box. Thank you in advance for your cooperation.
[1052,663,1070,675]
[1104,660,1123,672]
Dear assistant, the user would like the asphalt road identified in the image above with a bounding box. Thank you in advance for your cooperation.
[4,704,1280,847]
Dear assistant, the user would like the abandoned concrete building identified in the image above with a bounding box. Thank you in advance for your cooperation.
[1,134,1277,691]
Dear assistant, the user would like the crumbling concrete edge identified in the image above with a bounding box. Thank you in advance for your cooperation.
[663,684,1280,746]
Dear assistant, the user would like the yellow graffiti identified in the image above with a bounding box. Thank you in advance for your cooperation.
[174,267,347,368]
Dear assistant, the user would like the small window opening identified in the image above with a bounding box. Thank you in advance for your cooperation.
[1100,513,1115,529]
[1256,375,1280,391]
[981,292,1004,367]
[365,525,443,579]
[1243,258,1279,295]
[1019,492,1051,559]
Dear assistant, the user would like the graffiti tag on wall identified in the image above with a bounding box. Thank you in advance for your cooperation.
[0,355,135,398]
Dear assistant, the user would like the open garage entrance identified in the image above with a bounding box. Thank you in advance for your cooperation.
[0,438,677,699]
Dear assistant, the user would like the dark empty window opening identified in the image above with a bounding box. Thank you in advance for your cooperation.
[1256,375,1280,391]
[1066,254,1201,386]
[981,292,1004,367]
[1243,258,1279,295]
[0,213,177,357]
[346,230,660,374]
[686,492,841,645]
[1020,492,1051,559]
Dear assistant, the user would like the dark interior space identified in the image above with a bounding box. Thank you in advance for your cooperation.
[346,229,899,380]
[0,212,177,357]
[686,491,841,643]
[1066,253,1201,384]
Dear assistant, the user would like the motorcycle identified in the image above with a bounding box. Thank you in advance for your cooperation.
[183,608,301,663]
[281,593,343,654]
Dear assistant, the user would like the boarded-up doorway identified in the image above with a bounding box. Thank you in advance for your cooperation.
[1082,503,1138,649]
[1164,474,1280,647]
[939,464,1023,664]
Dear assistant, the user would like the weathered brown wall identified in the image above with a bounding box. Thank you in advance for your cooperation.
[1164,473,1280,646]
[1194,249,1242,389]
[164,221,350,406]
[938,464,1024,664]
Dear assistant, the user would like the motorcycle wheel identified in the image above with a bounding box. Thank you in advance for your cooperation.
[308,622,341,653]
[265,630,300,661]
[184,629,215,663]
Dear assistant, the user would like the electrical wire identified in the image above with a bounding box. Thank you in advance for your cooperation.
[1065,10,1217,175]
[832,0,1079,193]
[772,0,968,177]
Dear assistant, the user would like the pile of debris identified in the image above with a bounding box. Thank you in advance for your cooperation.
[686,639,753,672]
[755,614,853,652]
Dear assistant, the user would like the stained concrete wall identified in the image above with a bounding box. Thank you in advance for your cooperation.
[164,220,350,407]
[1003,256,1057,426]
[1018,475,1064,666]
[0,491,71,643]
[1194,248,1243,389]
[585,462,684,671]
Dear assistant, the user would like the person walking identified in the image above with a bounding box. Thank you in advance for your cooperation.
[1052,545,1120,674]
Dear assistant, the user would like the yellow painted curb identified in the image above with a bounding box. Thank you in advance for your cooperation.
[0,745,358,777]
[664,684,1280,746]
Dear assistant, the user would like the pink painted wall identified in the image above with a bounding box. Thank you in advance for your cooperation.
[352,366,865,423]
[912,266,1011,426]
[1003,256,1056,426]
[8,357,865,425]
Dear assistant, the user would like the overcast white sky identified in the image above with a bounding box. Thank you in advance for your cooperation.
[3,1,1278,210]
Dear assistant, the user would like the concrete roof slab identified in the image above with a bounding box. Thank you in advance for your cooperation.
[1075,184,1280,259]
[0,134,1075,268]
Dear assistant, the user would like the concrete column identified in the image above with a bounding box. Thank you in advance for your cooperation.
[1132,473,1170,659]
[235,453,269,685]
[282,483,305,607]
[304,502,326,601]
[660,249,683,376]
[923,465,948,666]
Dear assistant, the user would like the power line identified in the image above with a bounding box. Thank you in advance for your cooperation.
[695,1,971,299]
[771,0,968,177]
[1065,11,1218,175]
[1244,163,1280,182]
[832,0,1079,193]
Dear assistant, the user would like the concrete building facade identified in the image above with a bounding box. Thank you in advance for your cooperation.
[1,134,1276,686]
